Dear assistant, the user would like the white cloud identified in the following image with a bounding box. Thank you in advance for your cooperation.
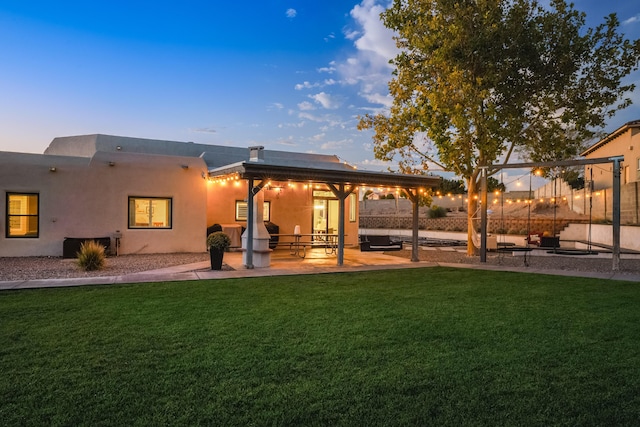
[189,127,217,134]
[298,101,315,111]
[278,121,305,129]
[332,0,398,109]
[298,112,345,128]
[298,112,325,122]
[349,0,398,61]
[623,14,640,25]
[361,91,393,108]
[310,92,341,109]
[311,133,326,141]
[358,158,391,168]
[317,63,337,74]
[286,8,297,18]
[267,102,284,111]
[320,138,352,151]
[344,29,360,40]
[277,136,297,146]
[295,79,337,91]
[295,81,318,90]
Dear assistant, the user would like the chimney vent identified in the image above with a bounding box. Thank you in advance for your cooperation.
[249,145,264,162]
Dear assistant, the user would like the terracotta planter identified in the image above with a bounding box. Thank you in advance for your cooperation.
[209,248,224,270]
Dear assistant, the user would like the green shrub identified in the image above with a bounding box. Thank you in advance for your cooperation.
[77,240,106,271]
[427,205,447,218]
[207,231,232,251]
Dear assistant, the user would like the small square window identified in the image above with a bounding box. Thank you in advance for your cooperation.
[235,201,270,221]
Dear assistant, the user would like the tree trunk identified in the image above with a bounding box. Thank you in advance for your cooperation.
[467,178,479,256]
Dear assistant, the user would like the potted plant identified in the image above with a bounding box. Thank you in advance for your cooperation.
[207,231,231,270]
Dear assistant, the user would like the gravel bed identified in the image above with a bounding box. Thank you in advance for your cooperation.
[1,249,638,282]
[0,253,210,282]
[390,248,640,277]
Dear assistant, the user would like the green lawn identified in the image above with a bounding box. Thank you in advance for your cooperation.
[1,267,639,426]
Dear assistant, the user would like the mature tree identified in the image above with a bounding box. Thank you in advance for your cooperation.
[487,177,506,194]
[438,178,467,195]
[358,0,639,255]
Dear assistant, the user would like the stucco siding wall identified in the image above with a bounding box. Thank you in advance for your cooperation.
[0,151,208,257]
[584,128,640,190]
[207,182,359,246]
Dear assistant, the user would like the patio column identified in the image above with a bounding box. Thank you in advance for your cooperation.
[242,178,269,269]
[327,183,355,266]
[245,177,255,269]
[611,156,623,271]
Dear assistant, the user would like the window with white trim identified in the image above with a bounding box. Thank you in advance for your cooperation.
[235,201,270,221]
[349,193,357,222]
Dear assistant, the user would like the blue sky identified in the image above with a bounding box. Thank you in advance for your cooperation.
[1,0,639,184]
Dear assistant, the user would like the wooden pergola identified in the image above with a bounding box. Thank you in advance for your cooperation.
[209,152,441,268]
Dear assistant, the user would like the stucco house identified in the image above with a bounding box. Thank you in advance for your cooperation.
[581,120,640,190]
[1,134,440,266]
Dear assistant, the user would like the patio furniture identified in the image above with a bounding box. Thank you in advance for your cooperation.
[359,235,403,252]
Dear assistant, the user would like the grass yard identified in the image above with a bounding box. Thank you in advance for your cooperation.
[1,267,639,426]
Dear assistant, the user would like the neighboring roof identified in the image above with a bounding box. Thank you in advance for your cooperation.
[581,120,640,157]
[42,134,441,189]
[44,134,344,169]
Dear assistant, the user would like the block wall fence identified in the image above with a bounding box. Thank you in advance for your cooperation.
[359,180,640,230]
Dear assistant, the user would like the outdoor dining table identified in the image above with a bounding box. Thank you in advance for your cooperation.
[271,233,340,258]
[220,224,243,248]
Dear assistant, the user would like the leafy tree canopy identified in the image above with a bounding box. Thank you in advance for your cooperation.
[487,177,506,193]
[438,178,467,195]
[358,0,639,253]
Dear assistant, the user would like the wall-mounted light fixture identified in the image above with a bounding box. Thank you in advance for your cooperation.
[116,145,122,150]
[108,161,115,167]
[181,164,189,170]
[266,183,285,198]
[49,167,57,172]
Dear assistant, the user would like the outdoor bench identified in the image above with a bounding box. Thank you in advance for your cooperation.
[359,235,403,252]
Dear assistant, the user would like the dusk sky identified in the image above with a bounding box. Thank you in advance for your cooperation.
[1,0,639,183]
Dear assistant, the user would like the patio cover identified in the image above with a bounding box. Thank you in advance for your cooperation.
[209,150,441,268]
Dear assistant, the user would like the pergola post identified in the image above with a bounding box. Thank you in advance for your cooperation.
[245,177,254,269]
[327,183,355,266]
[402,188,420,262]
[612,156,623,271]
[243,178,265,269]
[480,167,488,263]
